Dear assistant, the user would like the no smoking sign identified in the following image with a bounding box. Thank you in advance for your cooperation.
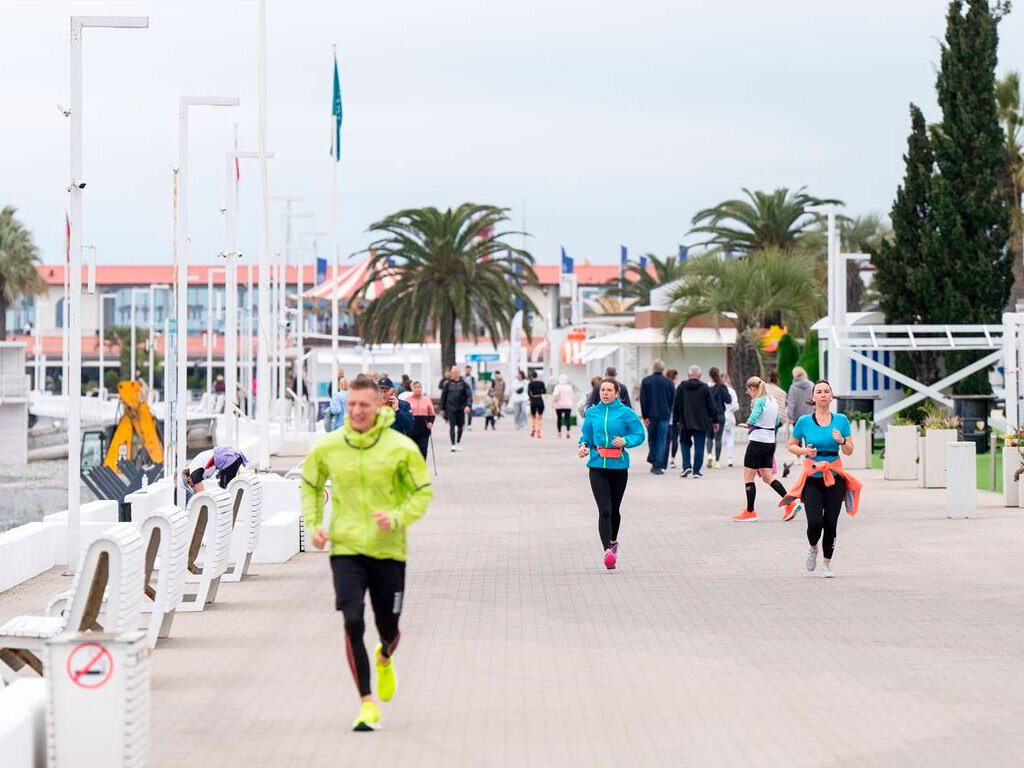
[65,642,114,689]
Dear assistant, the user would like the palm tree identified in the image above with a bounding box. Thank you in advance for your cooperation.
[995,71,1024,304]
[356,204,538,369]
[611,253,688,304]
[689,187,843,253]
[0,206,44,339]
[661,249,823,416]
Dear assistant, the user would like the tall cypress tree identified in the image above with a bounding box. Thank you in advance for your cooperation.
[874,104,940,384]
[927,0,1012,393]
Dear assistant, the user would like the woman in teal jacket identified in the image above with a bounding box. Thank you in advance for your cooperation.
[577,378,646,569]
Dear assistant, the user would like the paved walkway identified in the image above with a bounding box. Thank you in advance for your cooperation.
[3,423,1024,766]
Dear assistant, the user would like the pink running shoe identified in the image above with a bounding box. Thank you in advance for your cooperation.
[604,550,617,570]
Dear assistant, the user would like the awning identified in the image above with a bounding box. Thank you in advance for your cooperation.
[586,326,737,347]
[301,254,397,303]
[579,345,617,364]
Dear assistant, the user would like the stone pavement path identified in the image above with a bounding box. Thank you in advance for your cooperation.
[3,423,1024,766]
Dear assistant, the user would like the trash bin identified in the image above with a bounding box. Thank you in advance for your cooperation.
[952,395,993,454]
[836,395,878,419]
[44,631,149,768]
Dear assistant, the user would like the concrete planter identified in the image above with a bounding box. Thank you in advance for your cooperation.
[1003,447,1021,507]
[884,425,919,480]
[845,420,872,470]
[923,429,959,488]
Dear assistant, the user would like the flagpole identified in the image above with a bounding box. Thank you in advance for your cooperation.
[330,42,339,397]
[256,0,272,471]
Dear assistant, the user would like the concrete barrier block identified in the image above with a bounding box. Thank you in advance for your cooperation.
[0,678,46,768]
[258,473,300,513]
[252,510,300,563]
[0,523,57,594]
[946,442,977,519]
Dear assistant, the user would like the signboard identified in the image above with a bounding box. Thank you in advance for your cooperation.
[66,642,114,689]
[467,353,500,362]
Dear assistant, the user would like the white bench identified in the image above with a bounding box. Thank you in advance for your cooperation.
[46,505,190,650]
[0,525,144,684]
[223,474,263,583]
[178,488,233,612]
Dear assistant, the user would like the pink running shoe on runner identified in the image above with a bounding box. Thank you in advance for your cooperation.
[604,550,617,570]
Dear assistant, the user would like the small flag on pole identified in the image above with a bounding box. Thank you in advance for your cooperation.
[64,212,71,264]
[315,257,327,285]
[330,48,343,162]
[678,245,689,261]
[560,247,573,275]
[619,245,627,292]
[639,255,648,270]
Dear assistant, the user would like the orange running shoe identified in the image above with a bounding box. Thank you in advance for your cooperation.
[731,509,758,522]
[782,501,803,522]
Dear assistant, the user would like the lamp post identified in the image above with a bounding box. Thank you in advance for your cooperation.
[174,95,238,501]
[277,210,313,404]
[97,293,115,397]
[223,149,273,440]
[269,195,303,406]
[67,14,148,573]
[289,230,327,425]
[148,283,171,397]
[205,267,227,397]
[129,287,147,383]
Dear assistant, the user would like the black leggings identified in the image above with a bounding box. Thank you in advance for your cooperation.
[330,555,406,697]
[706,426,724,461]
[667,423,679,459]
[555,408,572,433]
[447,409,465,445]
[589,468,628,550]
[804,476,845,559]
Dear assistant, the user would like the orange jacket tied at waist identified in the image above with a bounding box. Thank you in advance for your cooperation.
[779,457,863,517]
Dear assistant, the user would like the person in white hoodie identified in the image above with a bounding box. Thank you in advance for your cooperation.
[551,375,576,439]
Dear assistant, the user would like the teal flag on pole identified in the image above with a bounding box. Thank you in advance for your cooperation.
[331,51,343,161]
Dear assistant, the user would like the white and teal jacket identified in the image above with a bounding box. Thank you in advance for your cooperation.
[579,398,646,470]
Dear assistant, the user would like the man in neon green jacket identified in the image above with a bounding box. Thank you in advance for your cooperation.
[301,376,433,732]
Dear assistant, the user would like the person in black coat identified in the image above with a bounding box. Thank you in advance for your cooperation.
[588,366,631,409]
[440,366,473,451]
[672,365,718,477]
[639,359,675,474]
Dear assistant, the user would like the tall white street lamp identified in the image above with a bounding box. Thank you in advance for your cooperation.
[223,148,273,441]
[174,95,238,500]
[277,209,313,403]
[293,230,327,415]
[148,283,171,397]
[205,266,226,396]
[67,14,148,572]
[269,195,303,407]
[98,293,116,397]
[129,287,148,381]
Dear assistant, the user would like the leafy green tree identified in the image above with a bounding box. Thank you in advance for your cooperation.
[795,332,819,382]
[995,69,1024,304]
[0,206,45,339]
[610,253,687,304]
[688,187,842,253]
[926,0,1012,393]
[776,333,801,390]
[661,249,823,416]
[874,105,942,386]
[356,204,538,369]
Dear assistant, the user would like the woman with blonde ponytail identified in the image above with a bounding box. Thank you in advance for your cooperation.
[731,376,801,522]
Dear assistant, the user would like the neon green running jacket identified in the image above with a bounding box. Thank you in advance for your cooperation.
[300,406,433,561]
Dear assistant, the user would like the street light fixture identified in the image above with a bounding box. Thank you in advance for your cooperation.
[173,95,238,501]
[67,14,148,573]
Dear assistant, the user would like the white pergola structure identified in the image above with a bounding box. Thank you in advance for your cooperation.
[817,203,1019,426]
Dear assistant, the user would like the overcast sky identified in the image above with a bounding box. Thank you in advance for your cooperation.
[3,0,1024,270]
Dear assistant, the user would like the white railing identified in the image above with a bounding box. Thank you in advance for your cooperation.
[823,324,1004,351]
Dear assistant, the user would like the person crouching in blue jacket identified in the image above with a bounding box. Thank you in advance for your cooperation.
[577,378,646,570]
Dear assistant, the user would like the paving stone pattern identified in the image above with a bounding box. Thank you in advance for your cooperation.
[2,423,1023,766]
